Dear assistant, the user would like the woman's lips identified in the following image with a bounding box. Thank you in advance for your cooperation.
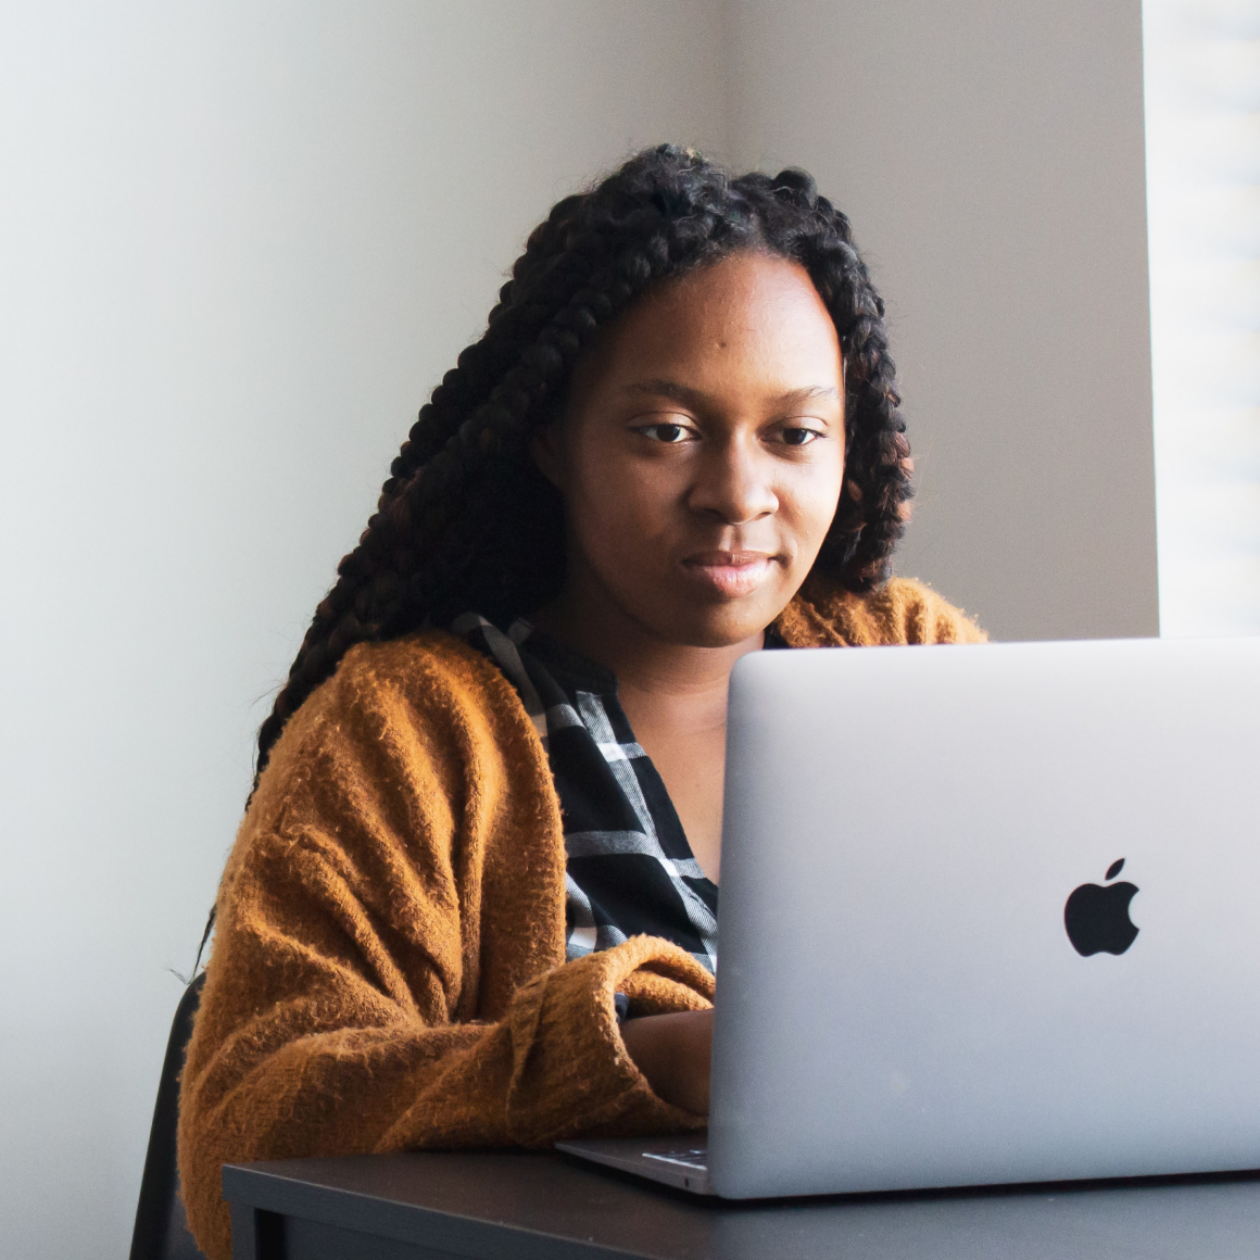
[681,551,777,598]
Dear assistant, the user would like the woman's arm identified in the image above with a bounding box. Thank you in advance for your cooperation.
[176,634,714,1260]
[620,1009,714,1115]
[179,877,708,1260]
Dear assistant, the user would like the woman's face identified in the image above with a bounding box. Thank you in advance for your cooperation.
[535,250,846,648]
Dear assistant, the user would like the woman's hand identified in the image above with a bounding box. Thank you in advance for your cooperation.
[619,1009,713,1115]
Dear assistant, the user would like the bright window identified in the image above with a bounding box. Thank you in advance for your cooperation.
[1144,0,1260,635]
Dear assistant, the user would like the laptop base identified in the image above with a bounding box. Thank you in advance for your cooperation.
[555,1136,714,1195]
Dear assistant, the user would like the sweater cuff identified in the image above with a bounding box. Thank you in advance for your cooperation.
[504,936,713,1144]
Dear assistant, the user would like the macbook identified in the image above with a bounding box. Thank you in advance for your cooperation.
[558,636,1260,1196]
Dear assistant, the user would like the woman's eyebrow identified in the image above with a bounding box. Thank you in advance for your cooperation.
[776,385,841,406]
[622,379,707,408]
[622,380,841,408]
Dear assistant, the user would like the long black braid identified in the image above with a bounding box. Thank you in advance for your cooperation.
[260,145,911,786]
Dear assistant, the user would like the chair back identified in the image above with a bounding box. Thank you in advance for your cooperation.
[129,972,207,1260]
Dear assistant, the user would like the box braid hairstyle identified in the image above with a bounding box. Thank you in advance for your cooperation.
[255,145,913,788]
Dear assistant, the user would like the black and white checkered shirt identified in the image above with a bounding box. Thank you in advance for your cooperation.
[453,613,721,973]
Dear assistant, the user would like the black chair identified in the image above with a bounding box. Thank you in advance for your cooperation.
[130,972,209,1260]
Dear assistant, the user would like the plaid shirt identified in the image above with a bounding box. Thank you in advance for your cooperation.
[453,613,721,973]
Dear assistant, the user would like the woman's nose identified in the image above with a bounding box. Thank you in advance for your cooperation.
[687,439,778,525]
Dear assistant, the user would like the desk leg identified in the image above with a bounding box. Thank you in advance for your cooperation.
[230,1202,283,1259]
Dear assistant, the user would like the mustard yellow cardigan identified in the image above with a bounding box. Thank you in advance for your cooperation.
[177,577,983,1259]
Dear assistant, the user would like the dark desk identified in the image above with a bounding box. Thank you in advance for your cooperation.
[224,1151,1260,1260]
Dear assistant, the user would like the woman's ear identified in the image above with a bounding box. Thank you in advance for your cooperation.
[530,419,565,491]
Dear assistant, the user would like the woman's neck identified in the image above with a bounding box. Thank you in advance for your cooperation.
[531,579,765,885]
[530,584,763,699]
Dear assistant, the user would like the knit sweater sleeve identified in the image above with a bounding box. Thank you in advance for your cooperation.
[176,634,712,1260]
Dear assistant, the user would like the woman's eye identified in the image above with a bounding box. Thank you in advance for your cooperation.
[640,422,693,444]
[780,426,822,447]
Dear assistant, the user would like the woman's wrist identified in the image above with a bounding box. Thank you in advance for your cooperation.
[618,1008,713,1116]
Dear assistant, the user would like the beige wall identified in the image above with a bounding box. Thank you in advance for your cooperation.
[727,0,1159,641]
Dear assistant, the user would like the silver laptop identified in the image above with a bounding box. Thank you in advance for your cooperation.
[557,636,1260,1196]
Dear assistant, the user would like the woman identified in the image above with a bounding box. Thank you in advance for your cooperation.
[177,145,983,1259]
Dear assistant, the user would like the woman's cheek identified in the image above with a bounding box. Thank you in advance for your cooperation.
[798,468,845,549]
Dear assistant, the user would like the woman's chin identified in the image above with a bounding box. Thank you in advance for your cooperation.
[651,590,791,649]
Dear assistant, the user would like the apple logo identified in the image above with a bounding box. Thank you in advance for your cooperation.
[1064,859,1140,956]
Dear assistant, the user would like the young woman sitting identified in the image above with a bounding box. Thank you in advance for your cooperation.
[177,145,984,1260]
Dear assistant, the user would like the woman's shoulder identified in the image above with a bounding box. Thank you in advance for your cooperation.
[292,628,524,732]
[328,626,514,701]
[776,575,987,648]
[249,629,538,822]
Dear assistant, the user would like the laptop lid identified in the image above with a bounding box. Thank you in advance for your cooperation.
[710,636,1260,1198]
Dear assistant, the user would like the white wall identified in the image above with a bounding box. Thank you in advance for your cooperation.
[0,5,727,1256]
[0,3,1160,1257]
[727,0,1160,641]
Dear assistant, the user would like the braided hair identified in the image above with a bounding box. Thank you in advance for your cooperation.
[255,145,912,784]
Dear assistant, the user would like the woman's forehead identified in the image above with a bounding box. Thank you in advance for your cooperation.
[570,252,843,405]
